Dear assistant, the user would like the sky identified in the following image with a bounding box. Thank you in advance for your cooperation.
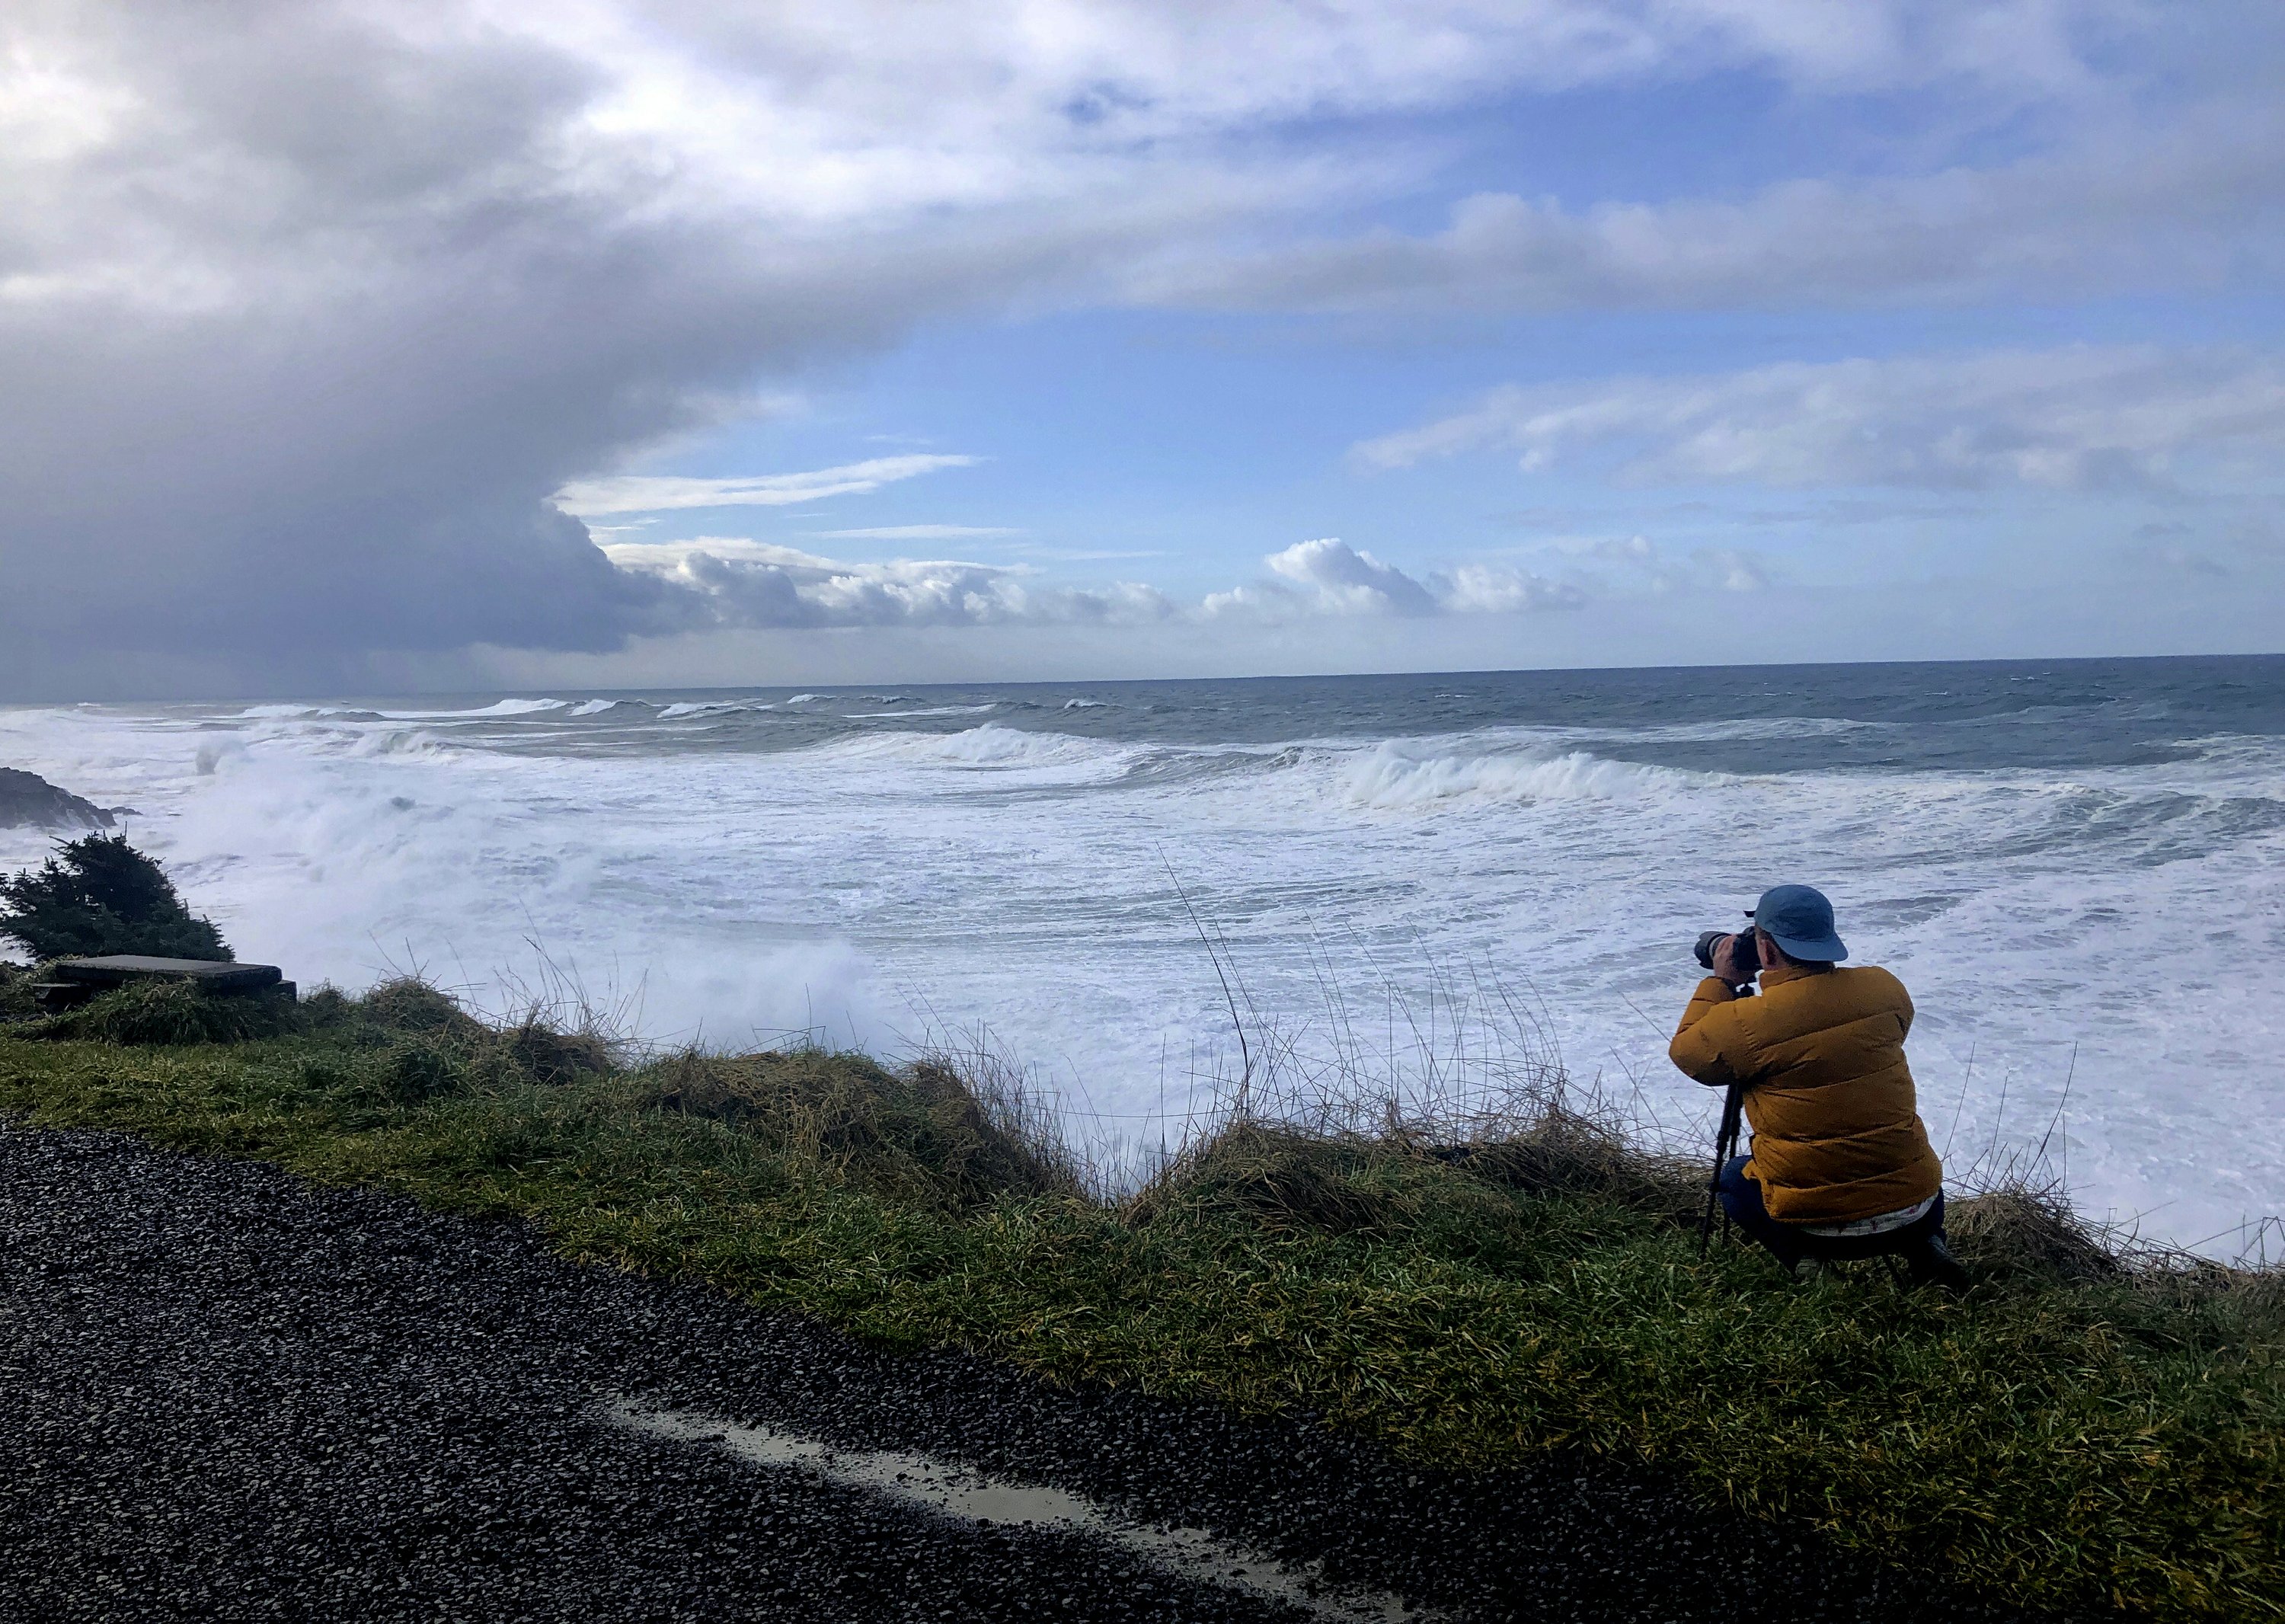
[2,0,2281,698]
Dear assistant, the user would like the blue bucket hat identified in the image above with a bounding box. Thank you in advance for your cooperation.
[1750,884,1848,962]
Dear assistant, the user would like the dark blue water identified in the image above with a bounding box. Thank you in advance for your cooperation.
[346,654,2285,775]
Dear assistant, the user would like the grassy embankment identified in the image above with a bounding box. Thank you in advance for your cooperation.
[0,969,2278,1621]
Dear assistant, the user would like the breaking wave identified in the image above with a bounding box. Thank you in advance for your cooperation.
[234,703,366,720]
[373,698,570,721]
[1332,742,1715,810]
[820,724,1133,774]
[658,700,768,720]
[840,704,998,719]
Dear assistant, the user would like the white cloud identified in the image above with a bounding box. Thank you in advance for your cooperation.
[1437,562,1590,612]
[1695,548,1772,593]
[607,533,1589,631]
[554,456,978,515]
[1268,536,1438,615]
[1356,345,2285,491]
[1504,532,1771,596]
[510,0,2113,227]
[605,536,1174,628]
[1204,537,1581,621]
[1139,101,2285,314]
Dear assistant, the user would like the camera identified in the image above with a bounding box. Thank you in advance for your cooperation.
[1694,929,1759,979]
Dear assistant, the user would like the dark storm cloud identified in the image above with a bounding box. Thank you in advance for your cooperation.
[0,0,1174,694]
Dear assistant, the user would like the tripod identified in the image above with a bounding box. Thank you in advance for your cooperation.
[1699,1082,1745,1258]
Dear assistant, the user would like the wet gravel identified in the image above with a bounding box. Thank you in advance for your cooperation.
[0,1121,2098,1622]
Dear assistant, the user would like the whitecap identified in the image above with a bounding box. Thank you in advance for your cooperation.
[348,727,451,759]
[823,723,1130,774]
[371,698,570,721]
[657,699,790,720]
[1334,743,1713,810]
[842,704,998,719]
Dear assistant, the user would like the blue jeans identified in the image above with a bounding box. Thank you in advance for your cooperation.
[1717,1156,1949,1273]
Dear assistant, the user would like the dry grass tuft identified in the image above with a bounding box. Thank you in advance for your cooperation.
[1446,1106,1702,1217]
[32,979,298,1046]
[1129,1120,1392,1235]
[1120,916,1711,1242]
[647,1045,1085,1208]
[1948,1184,2126,1284]
[501,1019,612,1086]
[356,977,485,1038]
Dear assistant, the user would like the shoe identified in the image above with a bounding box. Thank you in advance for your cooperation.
[1903,1233,1970,1292]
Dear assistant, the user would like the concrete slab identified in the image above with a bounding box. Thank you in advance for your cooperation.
[53,957,285,993]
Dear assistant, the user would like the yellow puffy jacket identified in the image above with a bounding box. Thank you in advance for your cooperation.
[1669,961,1942,1223]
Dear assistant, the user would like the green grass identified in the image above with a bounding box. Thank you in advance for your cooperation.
[0,980,2278,1620]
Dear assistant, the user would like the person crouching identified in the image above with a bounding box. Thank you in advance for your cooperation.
[1670,884,1968,1289]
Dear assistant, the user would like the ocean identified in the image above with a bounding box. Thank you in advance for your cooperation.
[3,655,2280,1255]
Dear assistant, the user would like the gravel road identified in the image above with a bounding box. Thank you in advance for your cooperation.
[0,1121,2088,1622]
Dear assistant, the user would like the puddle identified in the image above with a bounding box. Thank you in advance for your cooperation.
[606,1399,1430,1622]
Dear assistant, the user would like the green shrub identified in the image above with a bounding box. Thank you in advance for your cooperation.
[0,834,230,962]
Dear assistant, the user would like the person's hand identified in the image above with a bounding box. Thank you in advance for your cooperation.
[1711,932,1754,987]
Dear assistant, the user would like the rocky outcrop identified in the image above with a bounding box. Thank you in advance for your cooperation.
[0,769,117,831]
